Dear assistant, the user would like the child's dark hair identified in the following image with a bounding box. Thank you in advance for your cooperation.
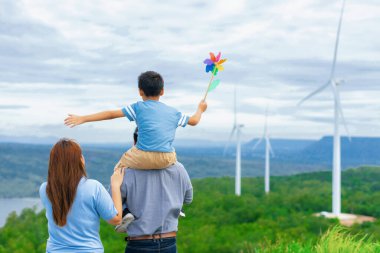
[138,71,164,97]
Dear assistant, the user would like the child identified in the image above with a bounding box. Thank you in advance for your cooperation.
[64,71,207,230]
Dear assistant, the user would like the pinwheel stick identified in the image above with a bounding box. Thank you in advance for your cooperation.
[203,74,215,101]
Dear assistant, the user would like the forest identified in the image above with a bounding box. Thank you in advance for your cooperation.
[1,166,380,252]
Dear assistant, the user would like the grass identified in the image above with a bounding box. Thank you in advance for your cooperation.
[248,226,380,253]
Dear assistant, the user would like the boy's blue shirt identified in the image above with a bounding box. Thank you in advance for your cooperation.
[122,100,189,152]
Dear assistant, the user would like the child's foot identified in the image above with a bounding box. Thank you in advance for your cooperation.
[179,211,186,217]
[115,213,135,233]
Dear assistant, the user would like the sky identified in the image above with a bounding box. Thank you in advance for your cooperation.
[0,0,379,143]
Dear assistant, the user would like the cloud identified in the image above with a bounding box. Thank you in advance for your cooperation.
[0,105,29,110]
[0,0,379,141]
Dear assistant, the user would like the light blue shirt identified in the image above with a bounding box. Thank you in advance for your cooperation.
[39,178,117,253]
[120,162,193,236]
[122,100,189,152]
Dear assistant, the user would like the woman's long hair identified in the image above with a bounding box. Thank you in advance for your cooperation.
[46,138,87,226]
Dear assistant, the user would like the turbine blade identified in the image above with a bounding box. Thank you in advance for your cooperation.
[298,82,330,106]
[332,84,351,141]
[330,0,346,78]
[339,106,351,142]
[252,137,264,151]
[268,139,275,157]
[233,84,237,126]
[223,126,236,156]
[264,106,269,135]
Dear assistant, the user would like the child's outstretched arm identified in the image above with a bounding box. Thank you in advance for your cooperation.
[64,109,124,128]
[188,100,207,126]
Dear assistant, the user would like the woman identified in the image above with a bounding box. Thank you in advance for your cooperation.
[39,138,124,252]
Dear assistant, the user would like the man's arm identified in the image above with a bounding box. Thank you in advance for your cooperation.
[188,100,207,126]
[179,163,193,204]
[64,109,124,128]
[184,187,193,204]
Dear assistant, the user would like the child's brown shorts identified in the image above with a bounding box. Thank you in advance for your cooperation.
[114,146,177,170]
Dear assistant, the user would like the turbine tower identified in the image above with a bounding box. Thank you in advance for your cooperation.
[253,107,274,194]
[224,84,244,196]
[298,0,349,216]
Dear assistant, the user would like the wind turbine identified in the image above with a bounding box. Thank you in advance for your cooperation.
[298,0,349,216]
[253,107,274,194]
[224,84,244,196]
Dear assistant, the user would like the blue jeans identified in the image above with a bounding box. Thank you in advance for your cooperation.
[125,237,177,253]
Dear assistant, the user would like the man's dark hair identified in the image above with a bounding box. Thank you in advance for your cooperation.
[138,71,164,97]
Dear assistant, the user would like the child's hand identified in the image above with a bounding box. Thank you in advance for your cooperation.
[198,100,208,113]
[64,114,84,128]
[188,100,207,126]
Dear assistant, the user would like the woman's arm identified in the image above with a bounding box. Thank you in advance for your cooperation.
[107,168,125,225]
[64,109,125,128]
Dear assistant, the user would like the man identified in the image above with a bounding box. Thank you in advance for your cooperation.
[117,128,193,253]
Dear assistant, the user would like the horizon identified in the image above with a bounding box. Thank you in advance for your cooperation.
[1,134,378,146]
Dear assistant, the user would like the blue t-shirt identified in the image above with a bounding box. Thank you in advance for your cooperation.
[122,100,189,152]
[39,178,118,253]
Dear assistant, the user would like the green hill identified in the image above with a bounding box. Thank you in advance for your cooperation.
[0,142,325,198]
[1,166,380,253]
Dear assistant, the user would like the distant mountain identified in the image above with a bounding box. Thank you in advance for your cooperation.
[297,136,380,168]
[244,138,316,153]
[242,136,380,169]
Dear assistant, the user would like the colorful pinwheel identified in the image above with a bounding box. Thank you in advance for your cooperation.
[203,52,227,100]
[203,52,227,76]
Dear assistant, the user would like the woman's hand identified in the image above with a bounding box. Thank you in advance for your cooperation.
[108,168,125,225]
[111,168,125,188]
[64,114,84,128]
